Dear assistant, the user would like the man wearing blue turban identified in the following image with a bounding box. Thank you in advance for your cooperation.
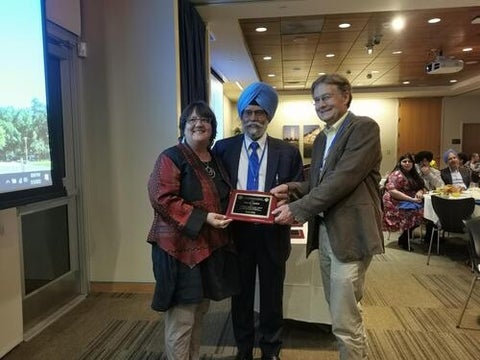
[213,82,303,360]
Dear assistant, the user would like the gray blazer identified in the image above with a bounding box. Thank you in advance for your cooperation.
[287,112,384,262]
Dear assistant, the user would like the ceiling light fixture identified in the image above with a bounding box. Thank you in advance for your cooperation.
[255,26,267,32]
[462,47,473,52]
[428,18,441,24]
[449,79,458,83]
[391,17,405,31]
[325,53,335,58]
[267,73,276,77]
[338,23,351,28]
[366,44,374,55]
[263,56,272,60]
[471,16,480,24]
[392,50,402,55]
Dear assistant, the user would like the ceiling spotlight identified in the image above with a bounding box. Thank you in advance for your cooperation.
[366,45,374,55]
[255,26,267,32]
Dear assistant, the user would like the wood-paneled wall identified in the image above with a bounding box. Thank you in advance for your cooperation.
[398,98,442,163]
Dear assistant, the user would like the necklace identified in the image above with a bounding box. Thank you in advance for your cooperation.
[203,161,216,178]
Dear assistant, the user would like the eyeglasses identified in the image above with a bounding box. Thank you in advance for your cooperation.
[243,109,267,118]
[187,117,211,125]
[313,93,337,105]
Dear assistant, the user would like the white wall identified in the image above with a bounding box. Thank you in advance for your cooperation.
[442,96,480,167]
[0,209,23,357]
[82,0,180,282]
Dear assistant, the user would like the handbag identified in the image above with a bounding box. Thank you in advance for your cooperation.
[398,201,423,210]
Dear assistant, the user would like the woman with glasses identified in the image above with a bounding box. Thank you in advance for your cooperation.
[383,153,426,250]
[147,100,240,360]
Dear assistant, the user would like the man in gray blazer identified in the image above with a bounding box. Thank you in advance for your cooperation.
[271,74,384,360]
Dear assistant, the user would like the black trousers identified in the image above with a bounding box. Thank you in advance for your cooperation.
[231,223,290,357]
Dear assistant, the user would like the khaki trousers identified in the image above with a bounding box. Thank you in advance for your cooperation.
[164,299,210,360]
[319,223,371,360]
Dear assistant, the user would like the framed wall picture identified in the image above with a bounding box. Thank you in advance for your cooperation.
[303,125,321,158]
[283,125,300,149]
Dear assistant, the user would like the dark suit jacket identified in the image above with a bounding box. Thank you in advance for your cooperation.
[440,167,471,188]
[212,134,304,249]
[287,112,384,262]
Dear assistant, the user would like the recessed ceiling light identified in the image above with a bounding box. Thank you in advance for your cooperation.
[263,56,272,60]
[267,73,276,77]
[325,53,335,58]
[255,26,267,32]
[449,79,458,83]
[428,18,441,24]
[338,23,351,29]
[391,17,405,31]
[371,70,379,74]
[318,72,326,75]
[402,81,410,85]
[462,47,473,52]
[392,50,403,55]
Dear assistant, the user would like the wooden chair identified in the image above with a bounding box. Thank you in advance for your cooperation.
[426,195,475,265]
[457,217,480,328]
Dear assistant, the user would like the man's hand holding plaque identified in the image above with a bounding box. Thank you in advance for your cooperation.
[226,190,277,224]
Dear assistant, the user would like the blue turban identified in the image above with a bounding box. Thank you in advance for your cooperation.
[443,148,457,163]
[237,82,278,120]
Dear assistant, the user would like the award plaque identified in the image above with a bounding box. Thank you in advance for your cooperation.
[226,190,277,224]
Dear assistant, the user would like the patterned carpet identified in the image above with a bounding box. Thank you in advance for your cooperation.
[4,235,480,360]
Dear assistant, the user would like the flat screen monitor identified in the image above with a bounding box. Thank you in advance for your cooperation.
[0,0,65,209]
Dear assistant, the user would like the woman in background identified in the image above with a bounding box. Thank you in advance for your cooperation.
[383,153,426,250]
[147,101,239,360]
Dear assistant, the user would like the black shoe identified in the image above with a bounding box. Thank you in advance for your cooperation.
[236,352,253,360]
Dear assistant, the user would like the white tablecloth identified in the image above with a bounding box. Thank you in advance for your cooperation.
[254,224,331,324]
[423,189,480,223]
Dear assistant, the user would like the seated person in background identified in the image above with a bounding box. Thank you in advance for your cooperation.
[415,150,444,191]
[440,149,471,189]
[415,150,444,242]
[466,152,480,184]
[457,152,469,168]
[383,153,426,250]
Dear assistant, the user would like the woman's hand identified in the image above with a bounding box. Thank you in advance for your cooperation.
[207,212,233,229]
[414,190,424,202]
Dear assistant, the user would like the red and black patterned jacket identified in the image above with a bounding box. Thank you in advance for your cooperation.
[147,143,232,268]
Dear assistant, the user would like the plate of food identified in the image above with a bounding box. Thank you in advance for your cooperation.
[431,185,466,198]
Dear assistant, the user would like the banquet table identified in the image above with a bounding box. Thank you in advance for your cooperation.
[254,224,332,324]
[423,188,480,223]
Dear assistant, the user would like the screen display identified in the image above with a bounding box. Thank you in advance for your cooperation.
[0,0,52,194]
